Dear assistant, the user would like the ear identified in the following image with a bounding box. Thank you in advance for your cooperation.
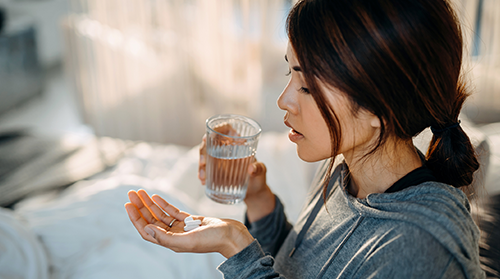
[370,116,381,128]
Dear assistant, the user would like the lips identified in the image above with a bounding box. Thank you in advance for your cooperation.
[292,129,303,135]
[284,120,303,136]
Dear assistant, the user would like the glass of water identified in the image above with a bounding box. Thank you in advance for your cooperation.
[205,114,262,204]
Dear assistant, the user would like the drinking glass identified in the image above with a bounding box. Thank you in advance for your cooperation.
[205,114,261,204]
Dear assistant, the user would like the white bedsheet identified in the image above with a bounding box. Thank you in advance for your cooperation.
[15,177,226,279]
[0,208,49,279]
[10,132,314,278]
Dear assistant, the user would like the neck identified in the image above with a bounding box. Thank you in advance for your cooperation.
[343,139,422,199]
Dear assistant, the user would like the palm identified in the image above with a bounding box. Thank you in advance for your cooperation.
[125,189,253,257]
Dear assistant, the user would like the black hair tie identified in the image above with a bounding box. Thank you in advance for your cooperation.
[430,120,461,136]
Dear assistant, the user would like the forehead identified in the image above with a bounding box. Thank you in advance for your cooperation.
[286,43,298,64]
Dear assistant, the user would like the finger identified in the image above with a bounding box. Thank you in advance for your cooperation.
[198,168,206,185]
[124,203,159,244]
[129,190,169,230]
[199,134,207,155]
[128,190,157,224]
[249,161,267,177]
[137,190,175,228]
[144,224,190,252]
[213,123,245,145]
[151,194,190,221]
[213,123,239,137]
[199,135,207,185]
[146,224,205,253]
[213,123,232,135]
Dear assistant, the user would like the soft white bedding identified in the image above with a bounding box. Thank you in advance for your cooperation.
[6,132,314,279]
[0,208,49,279]
[14,178,226,279]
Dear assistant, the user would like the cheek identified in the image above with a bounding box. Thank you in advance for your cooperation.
[298,107,333,162]
[315,120,332,150]
[305,103,331,142]
[322,94,358,152]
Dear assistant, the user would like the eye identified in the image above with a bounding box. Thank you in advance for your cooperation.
[285,69,291,76]
[299,87,310,94]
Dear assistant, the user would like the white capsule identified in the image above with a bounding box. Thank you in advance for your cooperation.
[184,225,200,232]
[185,219,201,226]
[184,216,194,222]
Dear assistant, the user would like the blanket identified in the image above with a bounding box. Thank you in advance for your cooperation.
[0,208,49,279]
[6,132,312,278]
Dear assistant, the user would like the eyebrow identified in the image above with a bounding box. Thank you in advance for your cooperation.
[284,55,302,72]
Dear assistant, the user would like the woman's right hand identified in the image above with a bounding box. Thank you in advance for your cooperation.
[198,127,276,222]
[125,190,255,259]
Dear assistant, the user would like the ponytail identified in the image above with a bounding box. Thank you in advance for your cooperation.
[426,87,480,188]
[426,124,479,188]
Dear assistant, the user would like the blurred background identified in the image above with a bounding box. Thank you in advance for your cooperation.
[0,0,498,147]
[0,0,293,147]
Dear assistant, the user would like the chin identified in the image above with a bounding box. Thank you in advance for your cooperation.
[296,147,329,163]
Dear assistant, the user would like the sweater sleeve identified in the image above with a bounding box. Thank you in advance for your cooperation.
[217,240,287,279]
[244,195,293,256]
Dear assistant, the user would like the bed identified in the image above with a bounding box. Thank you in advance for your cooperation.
[1,117,499,279]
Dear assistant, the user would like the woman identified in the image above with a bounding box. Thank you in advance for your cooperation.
[125,0,485,277]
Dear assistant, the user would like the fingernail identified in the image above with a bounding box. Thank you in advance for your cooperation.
[200,169,205,179]
[145,226,155,237]
[200,155,205,162]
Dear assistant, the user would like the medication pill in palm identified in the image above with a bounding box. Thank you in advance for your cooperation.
[185,219,201,226]
[183,215,201,231]
[184,224,200,232]
[183,218,201,231]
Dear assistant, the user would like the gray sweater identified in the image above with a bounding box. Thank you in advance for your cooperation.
[218,161,485,278]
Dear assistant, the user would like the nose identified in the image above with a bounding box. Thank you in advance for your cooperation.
[277,79,298,114]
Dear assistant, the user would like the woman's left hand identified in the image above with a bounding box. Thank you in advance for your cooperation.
[125,189,255,259]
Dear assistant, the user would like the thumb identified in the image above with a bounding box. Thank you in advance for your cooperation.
[145,225,157,238]
[144,224,186,253]
[144,224,168,245]
[249,161,267,177]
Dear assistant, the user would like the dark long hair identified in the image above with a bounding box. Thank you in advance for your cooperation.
[286,0,479,192]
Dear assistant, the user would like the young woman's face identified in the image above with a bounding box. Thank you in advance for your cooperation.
[277,44,380,162]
